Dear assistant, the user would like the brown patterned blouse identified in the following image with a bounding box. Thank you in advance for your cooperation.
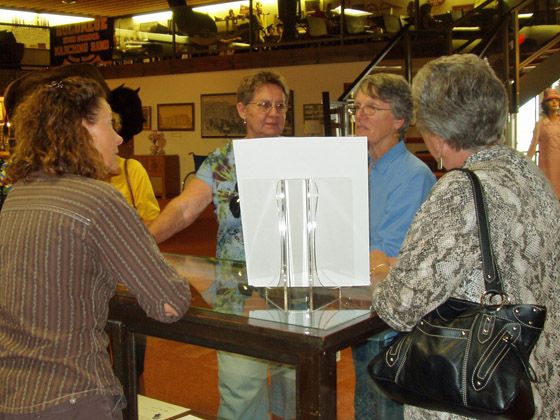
[0,173,191,414]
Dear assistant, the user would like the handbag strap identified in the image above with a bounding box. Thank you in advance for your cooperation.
[456,169,503,296]
[124,159,137,209]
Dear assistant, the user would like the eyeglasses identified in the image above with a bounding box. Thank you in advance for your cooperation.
[248,101,288,114]
[229,182,240,218]
[351,104,392,117]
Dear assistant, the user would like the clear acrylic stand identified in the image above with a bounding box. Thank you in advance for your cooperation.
[266,178,341,312]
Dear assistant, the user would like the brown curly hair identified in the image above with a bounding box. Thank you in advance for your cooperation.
[6,76,108,183]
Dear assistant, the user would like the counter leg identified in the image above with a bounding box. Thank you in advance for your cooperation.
[298,350,337,419]
[106,320,138,420]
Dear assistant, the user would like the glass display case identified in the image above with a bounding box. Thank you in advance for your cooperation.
[108,253,382,419]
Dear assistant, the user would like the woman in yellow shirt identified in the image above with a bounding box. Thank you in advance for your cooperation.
[110,156,160,224]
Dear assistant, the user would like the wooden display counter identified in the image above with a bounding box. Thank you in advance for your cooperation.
[133,154,180,199]
[108,254,384,420]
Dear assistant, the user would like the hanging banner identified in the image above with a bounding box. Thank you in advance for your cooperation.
[50,17,114,66]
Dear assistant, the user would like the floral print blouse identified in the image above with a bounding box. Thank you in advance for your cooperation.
[196,141,244,262]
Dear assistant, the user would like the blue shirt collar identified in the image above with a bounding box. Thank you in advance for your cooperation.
[370,141,407,173]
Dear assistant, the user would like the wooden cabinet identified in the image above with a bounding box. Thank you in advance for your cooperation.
[133,154,180,198]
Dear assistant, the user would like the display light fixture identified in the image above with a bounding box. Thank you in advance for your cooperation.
[132,11,172,24]
[193,0,277,14]
[0,8,92,26]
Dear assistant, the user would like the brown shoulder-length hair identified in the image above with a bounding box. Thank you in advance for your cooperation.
[6,76,108,183]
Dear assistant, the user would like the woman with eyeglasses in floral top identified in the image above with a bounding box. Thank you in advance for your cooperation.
[149,70,294,420]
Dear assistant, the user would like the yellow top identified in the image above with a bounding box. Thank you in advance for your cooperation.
[110,156,160,223]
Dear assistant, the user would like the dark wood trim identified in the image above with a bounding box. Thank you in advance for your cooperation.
[100,42,394,80]
[108,284,386,419]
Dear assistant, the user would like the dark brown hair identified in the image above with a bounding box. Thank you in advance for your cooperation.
[3,63,109,120]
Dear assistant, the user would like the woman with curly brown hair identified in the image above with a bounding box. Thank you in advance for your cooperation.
[0,76,191,419]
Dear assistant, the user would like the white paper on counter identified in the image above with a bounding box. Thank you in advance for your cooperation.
[233,137,369,287]
[138,394,198,420]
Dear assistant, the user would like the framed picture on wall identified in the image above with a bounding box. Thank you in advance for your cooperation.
[157,103,195,131]
[142,106,152,130]
[305,1,321,12]
[282,90,295,137]
[303,103,324,136]
[201,93,245,138]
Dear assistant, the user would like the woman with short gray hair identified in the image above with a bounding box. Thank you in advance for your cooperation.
[352,72,435,420]
[356,73,413,142]
[412,55,507,152]
[371,54,560,419]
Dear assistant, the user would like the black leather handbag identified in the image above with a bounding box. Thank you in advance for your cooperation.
[368,169,546,419]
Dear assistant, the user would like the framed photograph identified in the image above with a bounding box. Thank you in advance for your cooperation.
[142,106,151,130]
[303,103,324,136]
[282,90,295,136]
[200,91,294,138]
[305,1,321,12]
[157,103,195,131]
[201,93,245,138]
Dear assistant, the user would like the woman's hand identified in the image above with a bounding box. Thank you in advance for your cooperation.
[369,249,397,286]
[163,303,180,317]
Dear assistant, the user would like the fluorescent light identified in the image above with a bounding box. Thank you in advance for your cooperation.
[0,9,35,23]
[131,0,276,23]
[133,11,172,24]
[194,1,249,14]
[332,6,373,16]
[193,0,276,14]
[453,26,481,31]
[39,14,93,26]
[0,8,92,26]
[518,13,533,18]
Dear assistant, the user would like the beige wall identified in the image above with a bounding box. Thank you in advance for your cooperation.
[106,61,370,180]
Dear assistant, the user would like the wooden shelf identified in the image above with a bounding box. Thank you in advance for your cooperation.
[133,154,180,199]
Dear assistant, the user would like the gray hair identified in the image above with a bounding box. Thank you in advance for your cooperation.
[237,70,289,105]
[412,54,507,150]
[356,73,413,141]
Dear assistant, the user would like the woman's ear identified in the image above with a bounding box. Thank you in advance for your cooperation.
[393,118,405,133]
[236,102,247,121]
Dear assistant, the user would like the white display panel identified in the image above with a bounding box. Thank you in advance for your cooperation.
[233,137,369,287]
